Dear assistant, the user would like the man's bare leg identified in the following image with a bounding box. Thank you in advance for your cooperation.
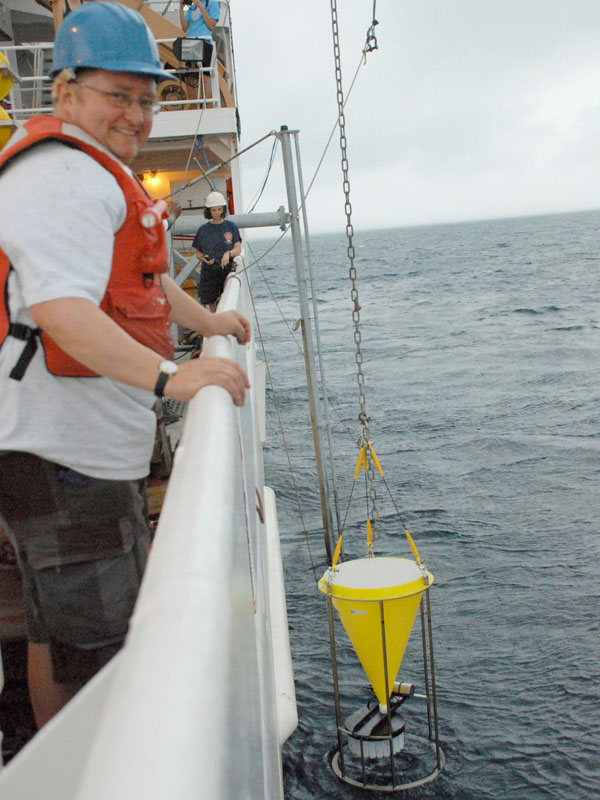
[27,642,83,728]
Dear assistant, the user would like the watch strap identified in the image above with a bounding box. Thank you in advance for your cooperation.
[154,370,171,398]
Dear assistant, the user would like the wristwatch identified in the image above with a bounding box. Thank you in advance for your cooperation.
[154,360,179,398]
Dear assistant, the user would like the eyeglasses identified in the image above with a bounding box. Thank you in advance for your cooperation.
[72,82,162,116]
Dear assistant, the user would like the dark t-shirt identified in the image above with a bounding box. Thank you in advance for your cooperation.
[192,219,241,305]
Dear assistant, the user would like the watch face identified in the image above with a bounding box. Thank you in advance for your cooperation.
[160,360,178,375]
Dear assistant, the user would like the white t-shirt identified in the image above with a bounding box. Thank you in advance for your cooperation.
[0,138,158,479]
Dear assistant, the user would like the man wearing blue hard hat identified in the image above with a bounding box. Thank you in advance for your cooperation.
[0,2,250,727]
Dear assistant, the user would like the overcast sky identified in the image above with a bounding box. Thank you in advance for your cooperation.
[231,0,600,233]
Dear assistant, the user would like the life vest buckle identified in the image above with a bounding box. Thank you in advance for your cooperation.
[8,322,40,341]
[7,322,41,381]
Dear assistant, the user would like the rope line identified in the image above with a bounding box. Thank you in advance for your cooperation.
[196,136,217,190]
[180,90,207,188]
[163,130,277,201]
[245,137,279,214]
[240,255,321,586]
[227,49,369,282]
[219,34,377,280]
[246,240,303,349]
[165,4,395,556]
[228,13,386,555]
[249,251,357,449]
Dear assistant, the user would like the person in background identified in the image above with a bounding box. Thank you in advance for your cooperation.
[51,0,90,30]
[178,0,221,103]
[193,190,242,312]
[179,0,220,41]
[0,2,250,728]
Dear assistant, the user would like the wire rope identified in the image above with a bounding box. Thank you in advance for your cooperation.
[227,18,387,551]
[162,130,276,201]
[196,136,217,190]
[165,3,391,550]
[239,255,322,586]
[180,81,207,186]
[245,137,279,214]
[227,41,373,285]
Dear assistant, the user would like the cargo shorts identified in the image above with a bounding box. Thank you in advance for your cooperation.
[0,452,150,683]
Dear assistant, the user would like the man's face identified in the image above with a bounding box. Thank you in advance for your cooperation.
[63,70,156,163]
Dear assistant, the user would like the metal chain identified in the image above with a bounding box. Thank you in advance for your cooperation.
[330,0,379,540]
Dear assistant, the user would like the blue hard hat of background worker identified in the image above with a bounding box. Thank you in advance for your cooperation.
[50,1,174,81]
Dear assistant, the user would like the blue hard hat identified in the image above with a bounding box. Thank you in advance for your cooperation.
[50,2,173,82]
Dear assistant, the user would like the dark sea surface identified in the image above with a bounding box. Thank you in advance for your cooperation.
[249,209,600,800]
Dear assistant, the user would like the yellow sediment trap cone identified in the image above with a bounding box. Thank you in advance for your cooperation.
[319,557,433,707]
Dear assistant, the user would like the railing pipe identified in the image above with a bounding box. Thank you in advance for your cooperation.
[173,208,289,235]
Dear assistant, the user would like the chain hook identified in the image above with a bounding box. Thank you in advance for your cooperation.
[364,19,379,55]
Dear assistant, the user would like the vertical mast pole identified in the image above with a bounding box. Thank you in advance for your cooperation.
[278,125,335,562]
[292,131,343,543]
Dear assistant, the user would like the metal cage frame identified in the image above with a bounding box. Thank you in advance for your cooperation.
[325,585,445,792]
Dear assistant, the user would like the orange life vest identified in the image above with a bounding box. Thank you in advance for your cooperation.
[0,115,173,380]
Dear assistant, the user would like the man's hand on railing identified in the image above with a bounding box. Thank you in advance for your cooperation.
[208,309,251,345]
[164,355,249,405]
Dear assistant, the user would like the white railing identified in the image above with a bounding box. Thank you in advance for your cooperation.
[0,275,296,799]
[0,37,225,120]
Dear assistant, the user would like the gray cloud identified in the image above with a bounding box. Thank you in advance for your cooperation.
[233,0,600,232]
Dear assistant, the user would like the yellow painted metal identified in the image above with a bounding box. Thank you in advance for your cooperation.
[331,535,343,570]
[0,53,14,101]
[366,519,372,549]
[353,444,366,479]
[353,441,383,479]
[319,557,433,706]
[405,529,423,565]
[0,108,13,149]
[367,442,383,477]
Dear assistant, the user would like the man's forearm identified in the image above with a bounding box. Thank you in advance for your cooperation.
[162,274,215,333]
[28,293,250,404]
[30,297,164,390]
[162,275,251,345]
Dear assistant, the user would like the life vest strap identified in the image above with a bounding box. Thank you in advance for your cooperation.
[7,322,41,381]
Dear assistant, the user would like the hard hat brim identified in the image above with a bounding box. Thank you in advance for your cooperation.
[49,60,176,83]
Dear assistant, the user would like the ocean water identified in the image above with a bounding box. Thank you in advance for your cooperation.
[249,209,600,799]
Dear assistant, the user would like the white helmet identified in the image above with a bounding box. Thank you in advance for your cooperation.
[205,191,227,208]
